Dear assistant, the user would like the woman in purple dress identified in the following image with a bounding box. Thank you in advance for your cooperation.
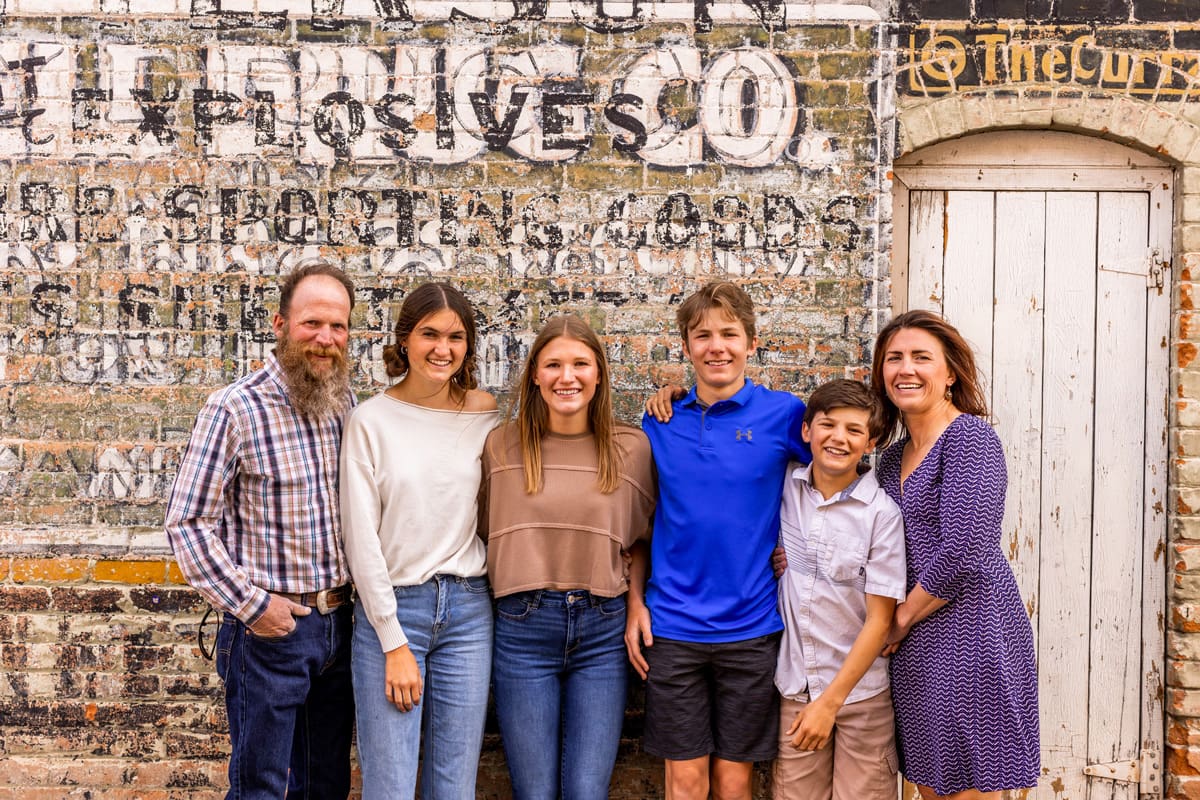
[872,310,1039,800]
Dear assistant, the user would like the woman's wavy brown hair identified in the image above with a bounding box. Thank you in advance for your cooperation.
[382,282,478,398]
[871,309,989,446]
[516,315,622,495]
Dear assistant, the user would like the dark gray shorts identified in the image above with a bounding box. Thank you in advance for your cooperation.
[642,632,782,763]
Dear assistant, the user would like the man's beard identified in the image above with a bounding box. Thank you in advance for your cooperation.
[276,331,352,419]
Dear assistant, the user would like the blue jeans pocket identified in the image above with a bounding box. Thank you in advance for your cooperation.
[461,575,490,594]
[495,593,535,621]
[250,625,299,643]
[596,594,627,618]
[215,616,235,681]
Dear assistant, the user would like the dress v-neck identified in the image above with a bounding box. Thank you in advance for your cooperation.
[898,413,964,496]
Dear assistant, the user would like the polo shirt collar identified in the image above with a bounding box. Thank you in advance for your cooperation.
[681,378,755,410]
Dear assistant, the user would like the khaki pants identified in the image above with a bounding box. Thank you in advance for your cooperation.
[772,688,900,800]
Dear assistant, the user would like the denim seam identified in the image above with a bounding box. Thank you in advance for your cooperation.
[321,609,340,673]
[232,624,245,799]
[559,698,569,799]
[297,701,310,796]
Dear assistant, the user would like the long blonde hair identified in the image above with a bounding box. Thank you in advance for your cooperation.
[517,316,622,494]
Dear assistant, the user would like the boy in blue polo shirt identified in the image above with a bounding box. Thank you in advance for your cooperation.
[626,281,810,800]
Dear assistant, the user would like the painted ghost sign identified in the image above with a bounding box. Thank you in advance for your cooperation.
[901,25,1200,98]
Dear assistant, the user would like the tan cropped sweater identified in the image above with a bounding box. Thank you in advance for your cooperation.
[480,423,655,599]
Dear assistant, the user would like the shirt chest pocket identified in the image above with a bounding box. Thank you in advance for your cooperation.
[243,444,317,497]
[823,534,868,584]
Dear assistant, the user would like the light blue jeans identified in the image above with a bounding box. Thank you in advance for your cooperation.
[492,590,630,800]
[351,574,493,800]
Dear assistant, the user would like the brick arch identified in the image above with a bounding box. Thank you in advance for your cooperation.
[896,90,1200,166]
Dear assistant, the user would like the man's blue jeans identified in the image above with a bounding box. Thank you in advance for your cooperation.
[492,590,630,800]
[215,604,353,800]
[351,574,493,800]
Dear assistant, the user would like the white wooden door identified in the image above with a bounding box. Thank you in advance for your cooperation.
[892,132,1169,800]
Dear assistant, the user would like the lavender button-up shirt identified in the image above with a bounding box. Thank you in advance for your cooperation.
[775,463,907,704]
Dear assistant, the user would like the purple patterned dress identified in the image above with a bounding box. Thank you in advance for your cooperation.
[876,414,1039,795]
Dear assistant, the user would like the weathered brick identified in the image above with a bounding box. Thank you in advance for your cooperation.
[1180,399,1200,429]
[0,587,52,612]
[93,560,168,585]
[10,558,91,584]
[165,731,229,759]
[128,587,205,614]
[1177,689,1200,724]
[124,645,174,672]
[50,588,125,614]
[1,643,28,670]
[1181,458,1200,487]
[50,643,125,671]
[1164,122,1200,162]
[565,164,645,190]
[162,674,223,699]
[817,52,876,81]
[1176,605,1200,633]
[122,674,161,696]
[1170,659,1200,689]
[2,728,163,758]
[165,562,188,585]
[1170,773,1200,800]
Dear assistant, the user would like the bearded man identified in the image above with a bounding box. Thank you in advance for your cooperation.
[166,262,357,800]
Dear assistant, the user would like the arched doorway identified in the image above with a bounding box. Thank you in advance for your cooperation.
[891,131,1170,799]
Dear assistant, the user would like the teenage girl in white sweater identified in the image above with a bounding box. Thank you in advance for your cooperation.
[339,282,497,800]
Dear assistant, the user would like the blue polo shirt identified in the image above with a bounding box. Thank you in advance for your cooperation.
[642,379,810,643]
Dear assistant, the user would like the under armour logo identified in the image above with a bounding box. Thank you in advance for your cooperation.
[735,428,752,442]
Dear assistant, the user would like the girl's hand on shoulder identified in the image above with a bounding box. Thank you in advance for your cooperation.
[384,645,423,712]
[645,385,685,422]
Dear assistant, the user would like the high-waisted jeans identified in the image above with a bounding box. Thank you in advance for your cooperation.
[492,589,630,800]
[351,574,493,800]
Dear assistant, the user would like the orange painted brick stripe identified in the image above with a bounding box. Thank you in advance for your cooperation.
[11,558,90,583]
[3,558,191,585]
[93,560,171,584]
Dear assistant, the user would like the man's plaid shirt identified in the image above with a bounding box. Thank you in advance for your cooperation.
[165,354,353,624]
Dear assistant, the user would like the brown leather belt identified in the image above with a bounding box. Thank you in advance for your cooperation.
[276,584,352,615]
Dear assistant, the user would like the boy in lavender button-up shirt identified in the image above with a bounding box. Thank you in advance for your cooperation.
[773,379,907,800]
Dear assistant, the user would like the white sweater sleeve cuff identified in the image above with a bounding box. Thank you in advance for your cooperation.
[374,615,409,653]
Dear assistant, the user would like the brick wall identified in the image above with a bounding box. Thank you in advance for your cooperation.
[3,0,1200,797]
[0,556,224,797]
[0,0,885,795]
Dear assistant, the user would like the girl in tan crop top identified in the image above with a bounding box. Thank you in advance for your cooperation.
[481,315,655,800]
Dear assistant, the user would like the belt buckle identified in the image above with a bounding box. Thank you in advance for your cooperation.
[316,588,333,615]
